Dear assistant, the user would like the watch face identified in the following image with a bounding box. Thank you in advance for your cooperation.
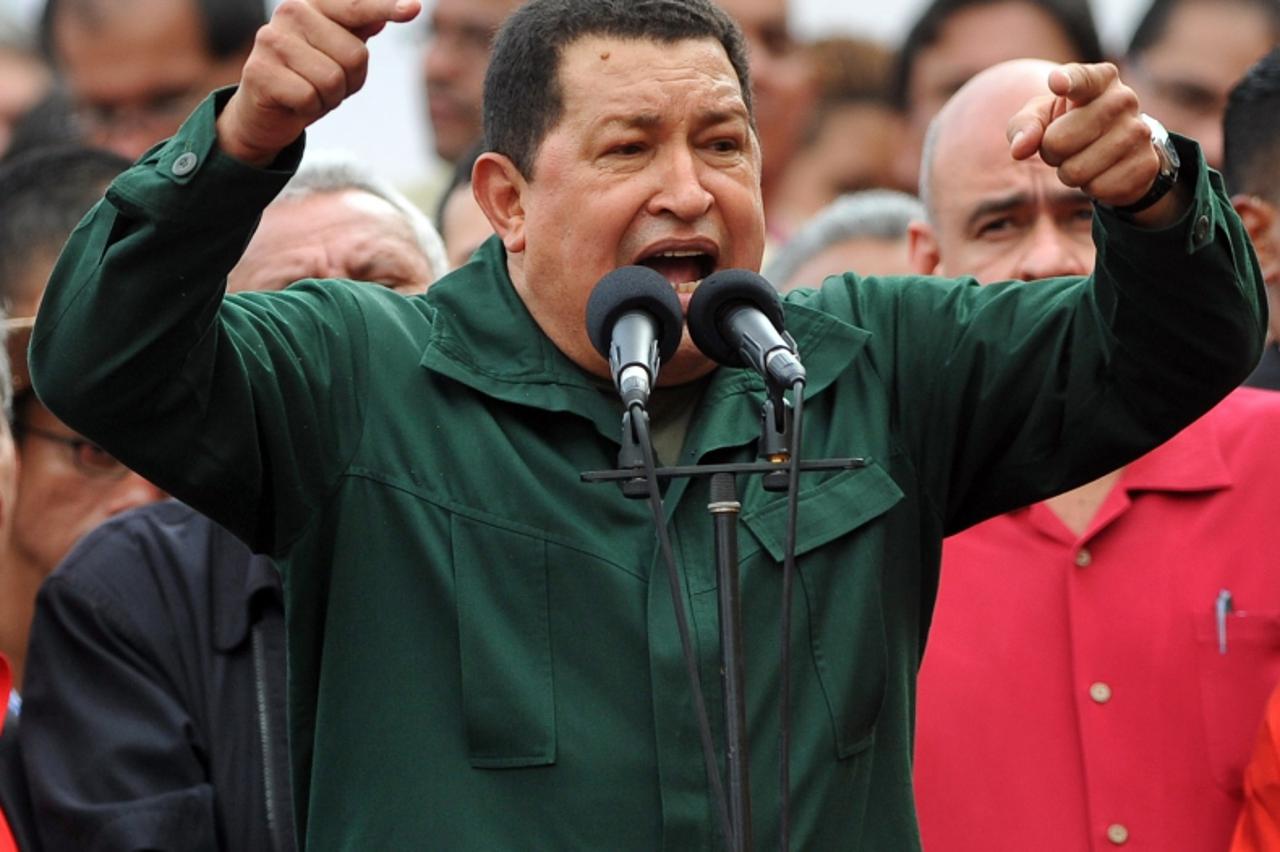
[1163,135,1181,171]
[1142,113,1180,172]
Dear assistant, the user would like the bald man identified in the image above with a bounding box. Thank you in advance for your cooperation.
[909,60,1280,852]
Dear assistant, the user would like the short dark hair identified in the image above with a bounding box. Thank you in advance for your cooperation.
[482,0,753,178]
[40,0,265,62]
[890,0,1104,112]
[1224,47,1280,202]
[0,145,130,313]
[1127,0,1280,60]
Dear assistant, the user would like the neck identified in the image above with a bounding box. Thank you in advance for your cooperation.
[1044,469,1124,537]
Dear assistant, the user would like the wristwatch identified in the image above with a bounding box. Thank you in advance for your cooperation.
[1110,114,1180,215]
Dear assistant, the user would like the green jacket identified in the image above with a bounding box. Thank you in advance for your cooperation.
[31,95,1264,850]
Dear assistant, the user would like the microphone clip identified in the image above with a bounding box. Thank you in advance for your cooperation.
[758,393,795,493]
[617,407,657,499]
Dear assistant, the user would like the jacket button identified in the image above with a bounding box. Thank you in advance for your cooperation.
[1107,823,1129,845]
[171,152,199,176]
[1090,682,1112,704]
[1192,214,1210,243]
[1075,548,1092,567]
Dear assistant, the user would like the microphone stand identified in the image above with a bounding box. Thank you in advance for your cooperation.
[710,470,750,851]
[581,399,862,852]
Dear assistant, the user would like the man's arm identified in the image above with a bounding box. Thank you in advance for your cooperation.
[29,0,421,551]
[824,63,1265,532]
[926,63,1264,530]
[906,151,1264,532]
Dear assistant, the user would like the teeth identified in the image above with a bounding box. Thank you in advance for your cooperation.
[675,278,703,294]
[655,250,705,258]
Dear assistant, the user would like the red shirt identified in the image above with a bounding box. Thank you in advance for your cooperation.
[915,388,1280,852]
[1,654,16,852]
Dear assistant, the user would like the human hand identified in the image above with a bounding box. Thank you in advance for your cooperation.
[1007,63,1185,226]
[216,0,421,167]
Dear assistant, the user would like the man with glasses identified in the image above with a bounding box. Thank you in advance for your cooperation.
[39,0,264,160]
[0,145,166,696]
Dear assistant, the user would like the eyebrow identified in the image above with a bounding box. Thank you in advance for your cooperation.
[964,188,1092,229]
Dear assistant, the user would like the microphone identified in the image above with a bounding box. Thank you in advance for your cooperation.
[585,266,685,408]
[687,269,806,387]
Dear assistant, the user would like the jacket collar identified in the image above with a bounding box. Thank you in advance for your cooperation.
[419,238,870,454]
[1026,394,1235,543]
[1119,397,1233,494]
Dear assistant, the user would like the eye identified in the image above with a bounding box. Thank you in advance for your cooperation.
[975,217,1015,238]
[607,142,646,157]
[759,25,793,59]
[73,440,125,476]
[1069,206,1095,225]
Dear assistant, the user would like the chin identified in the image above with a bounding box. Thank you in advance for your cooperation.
[658,339,718,386]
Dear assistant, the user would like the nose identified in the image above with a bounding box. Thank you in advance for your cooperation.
[424,35,463,86]
[103,472,166,518]
[1014,218,1089,281]
[646,146,714,222]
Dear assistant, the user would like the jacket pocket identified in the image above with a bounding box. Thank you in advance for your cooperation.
[452,513,556,769]
[1194,609,1280,796]
[741,463,904,759]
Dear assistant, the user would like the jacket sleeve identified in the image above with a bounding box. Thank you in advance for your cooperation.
[28,89,368,554]
[18,533,219,852]
[832,137,1266,534]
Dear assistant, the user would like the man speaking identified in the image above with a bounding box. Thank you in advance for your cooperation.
[29,0,1263,848]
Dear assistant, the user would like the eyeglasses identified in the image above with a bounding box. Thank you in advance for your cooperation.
[16,424,128,479]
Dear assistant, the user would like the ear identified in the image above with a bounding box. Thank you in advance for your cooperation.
[907,219,942,275]
[1232,193,1280,278]
[472,152,529,254]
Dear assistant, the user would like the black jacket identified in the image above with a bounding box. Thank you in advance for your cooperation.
[18,501,294,852]
[1245,342,1280,391]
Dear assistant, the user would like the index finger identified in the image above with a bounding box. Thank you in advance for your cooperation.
[1049,62,1120,107]
[308,0,420,33]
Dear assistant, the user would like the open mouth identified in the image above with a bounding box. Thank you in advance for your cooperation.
[636,249,717,294]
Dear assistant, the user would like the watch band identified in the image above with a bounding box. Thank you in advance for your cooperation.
[1110,114,1180,216]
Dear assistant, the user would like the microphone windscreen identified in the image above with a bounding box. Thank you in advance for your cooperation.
[686,269,785,367]
[585,266,684,362]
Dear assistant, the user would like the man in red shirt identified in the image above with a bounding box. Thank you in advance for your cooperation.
[908,58,1280,851]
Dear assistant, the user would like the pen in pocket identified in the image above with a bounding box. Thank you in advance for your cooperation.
[1216,589,1234,655]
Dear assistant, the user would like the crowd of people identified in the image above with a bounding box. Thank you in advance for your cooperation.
[0,0,1277,849]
